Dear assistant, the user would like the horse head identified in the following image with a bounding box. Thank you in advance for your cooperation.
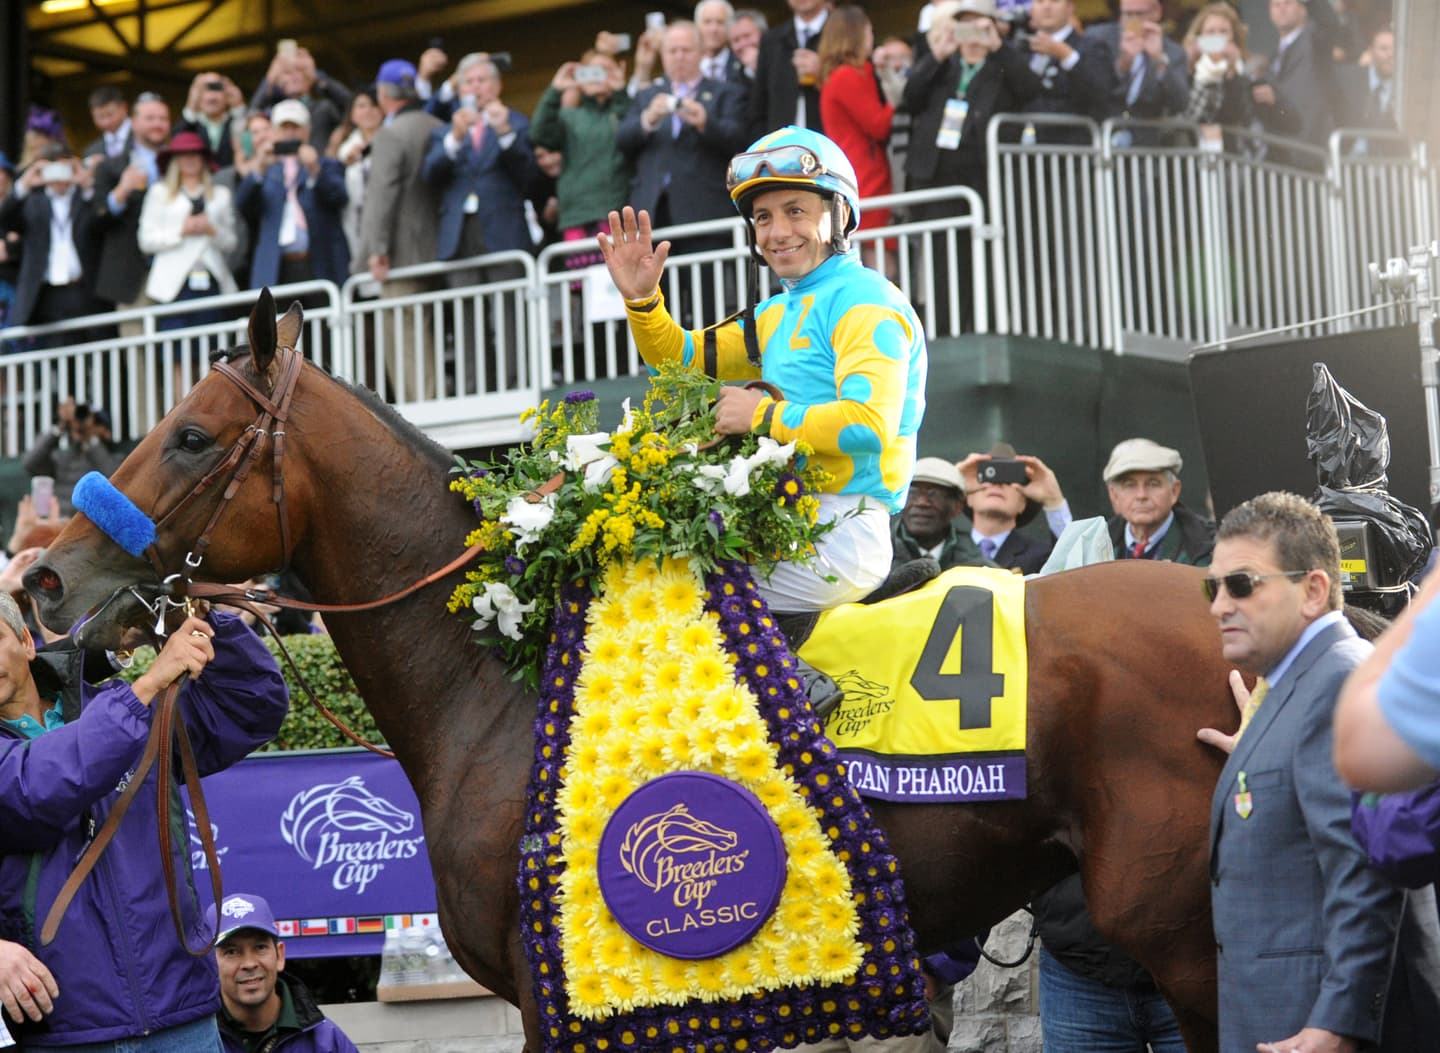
[25,290,312,647]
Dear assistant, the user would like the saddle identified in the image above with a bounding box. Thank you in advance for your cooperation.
[779,558,942,720]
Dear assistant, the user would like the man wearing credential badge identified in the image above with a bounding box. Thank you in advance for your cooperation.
[598,124,927,619]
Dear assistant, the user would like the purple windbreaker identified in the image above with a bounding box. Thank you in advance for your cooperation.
[0,612,289,1046]
[1351,781,1440,890]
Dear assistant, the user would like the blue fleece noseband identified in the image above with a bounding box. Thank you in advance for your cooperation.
[71,472,157,558]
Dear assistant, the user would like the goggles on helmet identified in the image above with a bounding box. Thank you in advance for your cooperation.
[727,144,839,204]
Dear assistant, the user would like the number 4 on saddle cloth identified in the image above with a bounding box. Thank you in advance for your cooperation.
[797,565,1031,804]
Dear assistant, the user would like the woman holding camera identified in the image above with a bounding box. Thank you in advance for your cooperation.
[137,130,238,332]
[1180,2,1257,144]
[531,49,631,264]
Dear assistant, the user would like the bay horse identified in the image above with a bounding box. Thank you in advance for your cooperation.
[26,293,1232,1052]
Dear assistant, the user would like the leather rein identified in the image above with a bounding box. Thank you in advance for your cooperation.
[43,345,477,954]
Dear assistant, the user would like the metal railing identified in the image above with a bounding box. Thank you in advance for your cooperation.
[0,280,342,458]
[0,121,1432,455]
[984,116,1436,356]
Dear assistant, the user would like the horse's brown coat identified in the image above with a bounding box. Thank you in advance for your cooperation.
[27,296,1232,1052]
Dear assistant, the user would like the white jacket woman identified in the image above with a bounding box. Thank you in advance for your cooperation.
[138,132,239,304]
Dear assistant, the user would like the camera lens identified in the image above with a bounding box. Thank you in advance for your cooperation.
[74,403,91,420]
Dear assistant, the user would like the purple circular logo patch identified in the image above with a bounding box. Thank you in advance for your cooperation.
[598,771,786,960]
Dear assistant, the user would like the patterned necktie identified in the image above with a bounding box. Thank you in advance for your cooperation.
[1130,539,1147,559]
[1236,677,1270,740]
[979,537,998,561]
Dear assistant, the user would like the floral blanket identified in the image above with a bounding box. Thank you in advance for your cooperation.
[516,558,931,1053]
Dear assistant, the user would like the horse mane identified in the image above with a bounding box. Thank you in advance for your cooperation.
[213,343,453,472]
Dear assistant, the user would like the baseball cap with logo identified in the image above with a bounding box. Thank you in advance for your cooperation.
[208,892,280,944]
[269,99,311,128]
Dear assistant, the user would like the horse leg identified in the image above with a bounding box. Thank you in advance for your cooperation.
[1077,843,1218,1053]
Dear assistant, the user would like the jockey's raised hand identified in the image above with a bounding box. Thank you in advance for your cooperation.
[599,206,671,302]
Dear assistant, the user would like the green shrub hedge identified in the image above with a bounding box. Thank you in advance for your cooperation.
[122,632,384,751]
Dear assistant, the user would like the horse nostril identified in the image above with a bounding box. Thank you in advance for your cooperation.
[34,568,62,593]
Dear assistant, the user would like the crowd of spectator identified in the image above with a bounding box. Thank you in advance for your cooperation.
[0,0,1403,362]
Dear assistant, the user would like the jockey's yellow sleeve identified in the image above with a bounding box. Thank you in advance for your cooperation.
[624,251,928,514]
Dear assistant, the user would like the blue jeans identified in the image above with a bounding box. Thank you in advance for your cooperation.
[1039,948,1186,1053]
[54,1016,222,1053]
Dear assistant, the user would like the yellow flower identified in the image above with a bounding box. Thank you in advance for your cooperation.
[687,722,720,763]
[612,703,645,737]
[708,688,747,725]
[604,970,641,1012]
[779,897,817,933]
[817,898,857,937]
[818,939,861,978]
[685,653,734,695]
[783,940,816,977]
[650,661,685,697]
[636,733,670,773]
[659,575,702,618]
[567,968,601,1008]
[693,957,727,994]
[811,860,848,900]
[754,778,791,810]
[597,932,631,971]
[574,669,618,710]
[577,706,614,740]
[678,620,723,655]
[728,742,776,783]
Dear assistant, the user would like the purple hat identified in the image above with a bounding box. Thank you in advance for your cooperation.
[376,59,417,87]
[208,892,280,944]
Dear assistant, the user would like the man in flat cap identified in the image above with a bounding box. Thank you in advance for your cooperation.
[1103,437,1215,565]
[891,456,994,571]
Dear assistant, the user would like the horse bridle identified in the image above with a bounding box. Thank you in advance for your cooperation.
[140,344,305,588]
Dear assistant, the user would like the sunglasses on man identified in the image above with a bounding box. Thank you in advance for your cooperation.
[1201,570,1310,603]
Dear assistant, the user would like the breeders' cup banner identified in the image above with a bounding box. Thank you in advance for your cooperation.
[184,749,437,957]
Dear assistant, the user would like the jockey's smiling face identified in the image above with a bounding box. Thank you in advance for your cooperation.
[751,188,834,280]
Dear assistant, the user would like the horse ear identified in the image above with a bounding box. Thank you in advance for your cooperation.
[248,287,278,374]
[276,300,304,354]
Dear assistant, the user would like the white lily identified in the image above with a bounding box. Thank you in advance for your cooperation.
[720,454,754,497]
[471,582,536,640]
[752,436,797,467]
[693,464,727,495]
[501,493,556,548]
[563,431,618,491]
[564,431,611,471]
[581,455,618,491]
[619,397,635,433]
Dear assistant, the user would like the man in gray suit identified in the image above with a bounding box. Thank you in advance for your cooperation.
[360,59,444,401]
[1198,492,1423,1053]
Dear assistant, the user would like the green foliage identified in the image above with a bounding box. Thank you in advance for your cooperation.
[122,632,383,751]
[446,366,835,689]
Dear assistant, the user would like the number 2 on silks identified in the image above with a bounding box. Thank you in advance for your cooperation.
[909,586,1004,730]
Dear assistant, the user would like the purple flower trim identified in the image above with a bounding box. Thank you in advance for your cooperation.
[516,567,931,1053]
[564,390,597,404]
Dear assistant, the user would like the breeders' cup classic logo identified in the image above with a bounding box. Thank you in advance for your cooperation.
[599,773,786,959]
[280,776,425,894]
[619,804,744,907]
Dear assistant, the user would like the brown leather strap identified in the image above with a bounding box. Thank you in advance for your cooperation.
[159,687,225,955]
[183,542,483,616]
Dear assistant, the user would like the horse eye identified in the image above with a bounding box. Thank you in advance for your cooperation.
[176,428,211,454]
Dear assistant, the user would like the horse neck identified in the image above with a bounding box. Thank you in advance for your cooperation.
[285,409,522,789]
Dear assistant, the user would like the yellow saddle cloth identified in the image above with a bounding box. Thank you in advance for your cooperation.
[798,566,1029,802]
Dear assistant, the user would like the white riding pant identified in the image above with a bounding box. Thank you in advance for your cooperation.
[754,493,891,614]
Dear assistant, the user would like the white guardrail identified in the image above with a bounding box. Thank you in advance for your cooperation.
[0,118,1433,455]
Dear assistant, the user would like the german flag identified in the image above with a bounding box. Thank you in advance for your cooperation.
[357,916,386,934]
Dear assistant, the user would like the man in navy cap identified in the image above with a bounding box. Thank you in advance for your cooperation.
[212,892,359,1053]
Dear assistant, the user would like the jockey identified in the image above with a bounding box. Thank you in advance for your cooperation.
[600,126,928,615]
